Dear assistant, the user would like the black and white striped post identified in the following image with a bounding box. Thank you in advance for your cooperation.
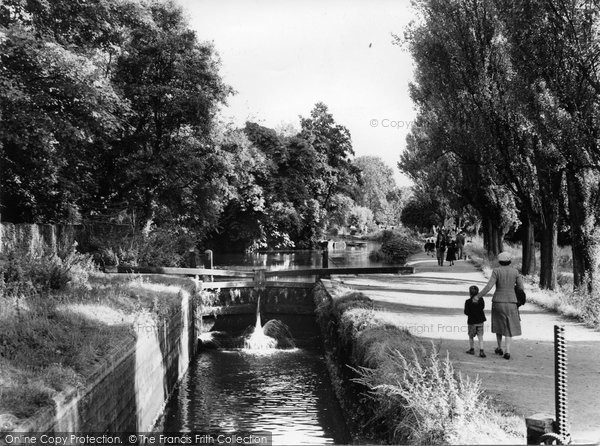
[554,324,570,443]
[526,325,571,445]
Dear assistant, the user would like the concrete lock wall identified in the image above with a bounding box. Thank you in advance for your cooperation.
[17,286,200,433]
[199,286,319,347]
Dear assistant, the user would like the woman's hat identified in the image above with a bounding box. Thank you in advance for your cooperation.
[498,251,512,262]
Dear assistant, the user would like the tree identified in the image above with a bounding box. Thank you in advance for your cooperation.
[299,102,360,209]
[353,156,396,223]
[0,1,131,222]
[110,1,233,233]
[499,0,600,292]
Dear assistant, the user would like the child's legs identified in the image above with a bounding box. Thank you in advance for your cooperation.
[477,332,483,350]
[469,335,474,348]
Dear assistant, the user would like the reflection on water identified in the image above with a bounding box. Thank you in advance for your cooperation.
[213,240,386,270]
[159,349,351,445]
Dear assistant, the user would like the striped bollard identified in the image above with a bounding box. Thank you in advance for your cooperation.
[554,324,570,443]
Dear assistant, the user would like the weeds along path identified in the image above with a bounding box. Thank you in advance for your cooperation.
[334,251,600,444]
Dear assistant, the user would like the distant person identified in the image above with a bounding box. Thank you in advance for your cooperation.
[464,285,486,357]
[456,230,466,260]
[473,251,524,360]
[424,237,435,256]
[435,231,447,266]
[446,239,457,266]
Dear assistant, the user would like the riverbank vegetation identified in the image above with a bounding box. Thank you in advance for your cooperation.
[399,0,600,307]
[316,284,523,445]
[369,229,422,264]
[465,237,600,330]
[0,247,196,423]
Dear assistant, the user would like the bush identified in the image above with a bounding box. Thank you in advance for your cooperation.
[82,227,197,268]
[371,229,422,264]
[0,243,95,293]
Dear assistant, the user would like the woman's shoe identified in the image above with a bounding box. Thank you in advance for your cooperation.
[503,353,511,360]
[495,347,503,355]
[466,348,474,355]
[479,350,486,358]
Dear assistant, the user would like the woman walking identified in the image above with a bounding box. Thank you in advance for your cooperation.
[473,251,524,359]
[435,231,447,266]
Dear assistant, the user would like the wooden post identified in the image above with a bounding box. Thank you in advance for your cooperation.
[204,249,213,269]
[203,249,213,282]
[320,240,329,269]
[320,241,330,279]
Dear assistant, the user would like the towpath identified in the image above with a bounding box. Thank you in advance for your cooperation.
[334,251,600,444]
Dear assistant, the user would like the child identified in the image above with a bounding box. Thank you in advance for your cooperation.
[424,237,435,256]
[464,285,486,357]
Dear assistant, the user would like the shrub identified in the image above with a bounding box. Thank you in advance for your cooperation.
[82,227,197,268]
[0,244,95,293]
[371,229,422,264]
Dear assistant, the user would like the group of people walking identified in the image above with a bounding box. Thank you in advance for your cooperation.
[424,228,466,266]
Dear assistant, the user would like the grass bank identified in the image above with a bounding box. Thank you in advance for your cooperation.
[464,237,600,330]
[0,247,199,426]
[315,282,523,445]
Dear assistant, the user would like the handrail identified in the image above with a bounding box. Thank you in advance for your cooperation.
[116,266,253,277]
[264,266,414,277]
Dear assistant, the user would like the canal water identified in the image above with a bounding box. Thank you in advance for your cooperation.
[213,240,387,270]
[158,348,351,444]
[158,241,383,444]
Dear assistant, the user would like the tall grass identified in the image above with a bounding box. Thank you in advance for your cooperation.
[464,236,600,330]
[354,347,521,445]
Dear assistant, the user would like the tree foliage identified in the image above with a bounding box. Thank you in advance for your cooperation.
[402,0,600,293]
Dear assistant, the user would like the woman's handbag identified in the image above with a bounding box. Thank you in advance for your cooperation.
[515,285,526,307]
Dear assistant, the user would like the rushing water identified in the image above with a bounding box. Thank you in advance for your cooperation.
[158,348,351,445]
[157,241,386,444]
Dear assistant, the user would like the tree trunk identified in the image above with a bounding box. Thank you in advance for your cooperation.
[521,215,535,276]
[535,162,562,290]
[485,218,503,257]
[539,218,558,290]
[482,216,491,253]
[495,224,505,254]
[566,168,600,293]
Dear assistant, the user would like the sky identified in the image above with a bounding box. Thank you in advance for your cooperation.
[175,0,418,186]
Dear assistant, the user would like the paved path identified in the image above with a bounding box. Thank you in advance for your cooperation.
[335,252,600,444]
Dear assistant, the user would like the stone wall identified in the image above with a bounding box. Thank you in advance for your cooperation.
[0,222,132,255]
[15,284,199,433]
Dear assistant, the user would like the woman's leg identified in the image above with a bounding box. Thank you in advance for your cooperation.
[505,336,512,354]
[496,334,502,349]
